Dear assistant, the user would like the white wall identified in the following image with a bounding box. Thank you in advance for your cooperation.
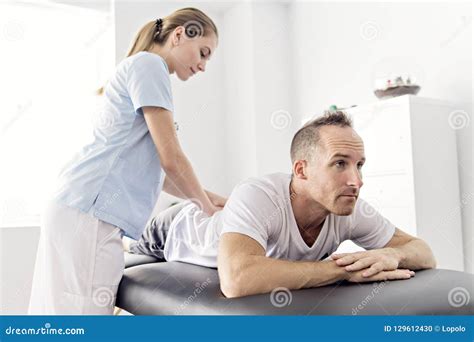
[220,2,259,188]
[288,2,472,272]
[220,2,295,188]
[252,4,294,176]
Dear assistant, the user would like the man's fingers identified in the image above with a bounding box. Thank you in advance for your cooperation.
[381,269,415,281]
[331,253,348,260]
[397,268,416,275]
[332,251,367,261]
[348,268,416,283]
[335,254,362,266]
[345,257,374,272]
[386,270,412,280]
[362,263,384,277]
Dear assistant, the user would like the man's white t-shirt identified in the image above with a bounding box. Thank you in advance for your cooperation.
[164,173,396,268]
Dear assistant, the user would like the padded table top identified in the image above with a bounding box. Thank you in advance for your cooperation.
[117,256,474,315]
[124,253,161,268]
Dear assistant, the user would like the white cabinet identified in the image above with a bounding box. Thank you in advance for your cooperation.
[347,95,464,271]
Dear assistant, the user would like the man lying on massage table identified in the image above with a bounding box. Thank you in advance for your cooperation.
[126,110,436,298]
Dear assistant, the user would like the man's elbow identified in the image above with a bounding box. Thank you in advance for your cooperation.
[220,282,245,299]
[423,241,437,269]
[417,248,437,270]
[219,269,248,298]
[402,238,437,270]
[218,260,251,298]
[426,254,437,269]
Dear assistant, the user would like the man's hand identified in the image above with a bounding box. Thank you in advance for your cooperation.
[331,248,403,278]
[345,268,415,283]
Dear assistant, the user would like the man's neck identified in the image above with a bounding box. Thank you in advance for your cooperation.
[290,178,329,234]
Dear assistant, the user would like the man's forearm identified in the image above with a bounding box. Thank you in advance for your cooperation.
[390,239,436,270]
[220,255,347,298]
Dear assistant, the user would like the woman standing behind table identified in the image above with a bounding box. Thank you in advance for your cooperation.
[29,7,225,315]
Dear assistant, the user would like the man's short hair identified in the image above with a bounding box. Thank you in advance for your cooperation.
[290,110,353,163]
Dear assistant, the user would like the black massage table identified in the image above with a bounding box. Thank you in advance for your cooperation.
[116,253,473,315]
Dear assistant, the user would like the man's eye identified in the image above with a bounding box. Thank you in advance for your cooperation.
[335,161,345,168]
[357,163,364,169]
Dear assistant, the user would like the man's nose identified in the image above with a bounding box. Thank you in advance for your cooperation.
[348,167,363,189]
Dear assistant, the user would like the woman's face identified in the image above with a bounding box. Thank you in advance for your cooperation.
[167,26,218,81]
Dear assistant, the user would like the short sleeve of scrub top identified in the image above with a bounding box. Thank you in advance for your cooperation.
[127,52,174,115]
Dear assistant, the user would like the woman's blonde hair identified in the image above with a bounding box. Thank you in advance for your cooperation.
[97,7,218,95]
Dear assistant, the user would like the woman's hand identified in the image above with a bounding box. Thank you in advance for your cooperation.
[205,190,228,208]
[205,204,223,216]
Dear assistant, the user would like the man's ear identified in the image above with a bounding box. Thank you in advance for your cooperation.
[292,159,308,180]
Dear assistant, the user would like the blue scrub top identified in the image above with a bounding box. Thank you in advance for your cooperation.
[54,51,174,239]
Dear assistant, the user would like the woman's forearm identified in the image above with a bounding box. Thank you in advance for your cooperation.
[162,175,185,198]
[204,189,227,207]
[163,153,215,215]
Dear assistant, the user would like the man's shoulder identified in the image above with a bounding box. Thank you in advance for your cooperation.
[234,173,290,197]
[237,172,290,188]
[231,173,290,206]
